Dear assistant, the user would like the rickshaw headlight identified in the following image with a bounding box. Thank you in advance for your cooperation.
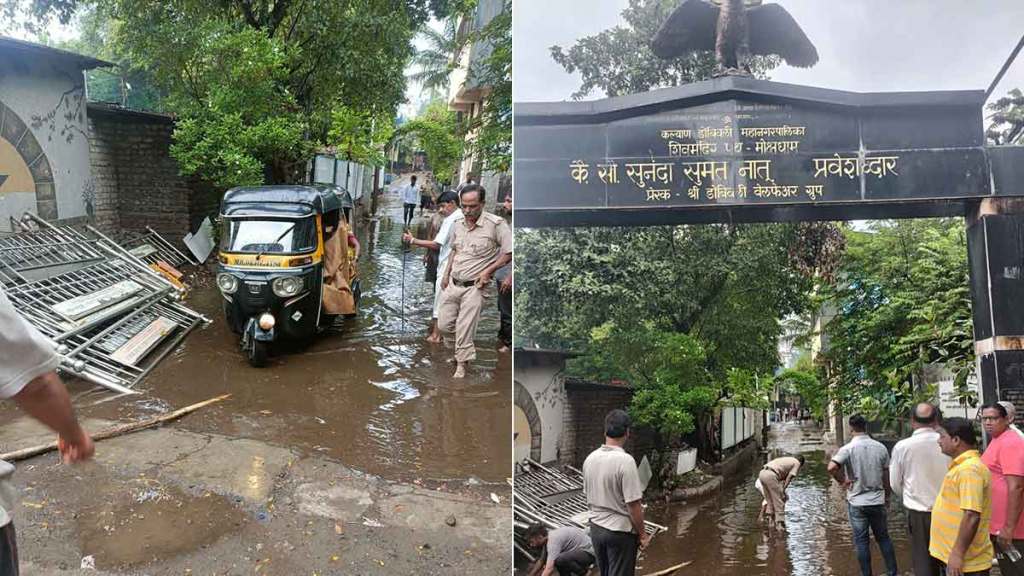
[217,273,239,294]
[272,276,303,297]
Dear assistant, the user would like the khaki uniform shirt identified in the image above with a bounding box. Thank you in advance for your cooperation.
[582,445,644,533]
[447,211,512,283]
[765,456,802,482]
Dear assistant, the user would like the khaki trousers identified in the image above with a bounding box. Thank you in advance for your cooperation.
[438,283,488,362]
[758,468,785,520]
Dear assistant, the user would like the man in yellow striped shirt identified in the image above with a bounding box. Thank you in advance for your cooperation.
[930,417,994,575]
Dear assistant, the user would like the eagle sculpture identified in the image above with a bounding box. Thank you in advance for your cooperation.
[651,0,818,75]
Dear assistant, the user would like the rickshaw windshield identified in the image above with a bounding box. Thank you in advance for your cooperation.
[221,217,317,254]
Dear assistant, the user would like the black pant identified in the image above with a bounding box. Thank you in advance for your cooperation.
[590,522,638,576]
[496,278,512,346]
[908,509,941,576]
[992,535,1024,576]
[0,522,17,576]
[554,549,595,576]
[420,195,431,211]
[939,566,989,576]
[403,203,416,225]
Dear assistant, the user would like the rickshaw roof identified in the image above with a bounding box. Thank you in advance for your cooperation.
[222,185,350,216]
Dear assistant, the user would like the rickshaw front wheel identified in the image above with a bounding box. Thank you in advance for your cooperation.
[248,339,269,367]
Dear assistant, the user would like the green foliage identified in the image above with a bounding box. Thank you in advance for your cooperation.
[517,224,828,446]
[7,0,449,188]
[328,106,395,166]
[409,17,461,96]
[549,0,779,99]
[53,5,165,111]
[398,100,463,182]
[819,219,974,421]
[987,88,1024,145]
[571,323,716,438]
[773,369,824,419]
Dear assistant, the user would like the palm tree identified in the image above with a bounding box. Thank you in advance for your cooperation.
[987,88,1024,145]
[408,18,461,96]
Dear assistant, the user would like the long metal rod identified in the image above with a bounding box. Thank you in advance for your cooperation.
[146,226,197,265]
[987,33,1024,100]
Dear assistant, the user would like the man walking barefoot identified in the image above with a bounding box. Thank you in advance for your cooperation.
[438,185,512,378]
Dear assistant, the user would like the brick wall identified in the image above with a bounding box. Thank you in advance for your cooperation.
[562,380,657,468]
[87,106,217,243]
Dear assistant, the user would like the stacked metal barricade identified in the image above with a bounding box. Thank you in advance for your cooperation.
[512,458,666,562]
[0,213,208,395]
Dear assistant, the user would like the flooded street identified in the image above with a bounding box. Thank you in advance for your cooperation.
[0,176,512,574]
[4,178,511,484]
[640,422,913,576]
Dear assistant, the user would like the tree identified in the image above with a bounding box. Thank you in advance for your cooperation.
[54,5,165,111]
[328,106,395,166]
[817,219,974,422]
[6,0,456,188]
[987,88,1024,145]
[397,99,463,182]
[550,0,779,100]
[408,18,461,97]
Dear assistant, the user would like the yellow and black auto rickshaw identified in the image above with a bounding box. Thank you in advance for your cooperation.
[216,184,360,366]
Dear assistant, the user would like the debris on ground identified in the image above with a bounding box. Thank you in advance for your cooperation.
[0,212,208,395]
[512,458,667,561]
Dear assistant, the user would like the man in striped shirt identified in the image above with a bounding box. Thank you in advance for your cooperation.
[930,417,994,575]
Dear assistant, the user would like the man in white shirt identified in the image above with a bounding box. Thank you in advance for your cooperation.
[0,288,94,575]
[402,191,462,342]
[998,400,1024,438]
[890,403,948,576]
[399,175,419,226]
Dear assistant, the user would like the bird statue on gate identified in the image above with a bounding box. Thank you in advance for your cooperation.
[651,0,818,76]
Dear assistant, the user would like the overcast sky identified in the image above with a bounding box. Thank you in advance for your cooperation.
[514,0,1024,106]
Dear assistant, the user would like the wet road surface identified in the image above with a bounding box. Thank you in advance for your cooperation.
[1,176,511,484]
[641,421,913,576]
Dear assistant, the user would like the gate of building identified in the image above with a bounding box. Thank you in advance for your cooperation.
[515,76,1024,410]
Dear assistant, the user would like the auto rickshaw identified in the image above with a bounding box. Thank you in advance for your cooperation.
[216,184,360,366]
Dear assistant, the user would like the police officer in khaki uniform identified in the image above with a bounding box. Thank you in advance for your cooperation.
[439,184,513,378]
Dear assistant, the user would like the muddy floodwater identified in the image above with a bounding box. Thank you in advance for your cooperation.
[640,422,913,576]
[2,184,511,485]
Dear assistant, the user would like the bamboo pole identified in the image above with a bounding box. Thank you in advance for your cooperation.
[642,561,692,576]
[0,394,231,462]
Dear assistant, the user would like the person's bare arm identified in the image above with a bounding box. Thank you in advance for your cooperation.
[946,509,981,576]
[526,550,546,576]
[13,371,94,462]
[627,500,651,549]
[999,475,1024,549]
[827,460,850,489]
[883,466,892,502]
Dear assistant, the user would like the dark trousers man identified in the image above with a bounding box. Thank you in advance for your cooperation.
[590,523,638,576]
[0,523,17,576]
[403,203,416,226]
[553,549,595,575]
[849,504,899,576]
[908,509,941,576]
[496,277,511,348]
[991,535,1024,576]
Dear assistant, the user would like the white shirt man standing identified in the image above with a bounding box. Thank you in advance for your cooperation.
[399,175,419,227]
[582,409,650,576]
[890,403,949,576]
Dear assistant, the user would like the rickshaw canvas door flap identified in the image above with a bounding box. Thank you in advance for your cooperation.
[321,224,355,315]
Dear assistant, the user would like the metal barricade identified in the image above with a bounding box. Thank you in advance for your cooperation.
[118,226,197,268]
[512,458,665,557]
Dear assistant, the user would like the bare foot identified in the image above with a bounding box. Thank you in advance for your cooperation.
[453,364,466,378]
[497,344,510,353]
[426,332,441,343]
